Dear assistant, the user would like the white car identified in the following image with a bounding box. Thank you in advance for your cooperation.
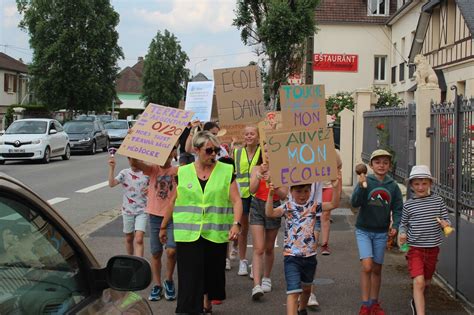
[0,118,71,164]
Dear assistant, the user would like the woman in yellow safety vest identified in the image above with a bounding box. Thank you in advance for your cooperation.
[233,125,261,277]
[160,131,242,314]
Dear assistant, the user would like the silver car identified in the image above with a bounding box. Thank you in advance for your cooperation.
[103,120,131,148]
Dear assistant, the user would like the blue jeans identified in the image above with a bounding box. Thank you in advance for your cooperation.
[355,228,388,264]
[284,255,317,294]
[149,214,175,255]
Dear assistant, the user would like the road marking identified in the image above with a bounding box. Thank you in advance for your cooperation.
[76,181,109,193]
[48,197,69,205]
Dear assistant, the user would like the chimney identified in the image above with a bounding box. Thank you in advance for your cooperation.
[138,56,144,62]
[19,58,24,63]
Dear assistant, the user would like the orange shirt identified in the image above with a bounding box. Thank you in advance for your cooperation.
[254,178,280,202]
[144,165,178,216]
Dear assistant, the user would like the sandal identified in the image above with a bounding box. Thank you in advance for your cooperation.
[202,306,213,314]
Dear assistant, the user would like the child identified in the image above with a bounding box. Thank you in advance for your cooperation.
[108,156,149,257]
[399,165,451,315]
[351,149,403,315]
[129,147,178,302]
[266,175,340,315]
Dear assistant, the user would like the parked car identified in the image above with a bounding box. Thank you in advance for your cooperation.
[0,172,152,314]
[63,120,109,154]
[97,114,113,123]
[0,118,70,164]
[74,114,99,121]
[103,119,131,148]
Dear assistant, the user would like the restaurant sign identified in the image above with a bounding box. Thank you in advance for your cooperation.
[313,53,358,72]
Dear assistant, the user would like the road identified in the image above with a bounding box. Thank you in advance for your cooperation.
[0,151,127,227]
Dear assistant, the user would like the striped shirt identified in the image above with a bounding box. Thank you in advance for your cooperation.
[399,194,450,247]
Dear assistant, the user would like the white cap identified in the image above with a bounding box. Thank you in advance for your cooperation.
[408,165,433,182]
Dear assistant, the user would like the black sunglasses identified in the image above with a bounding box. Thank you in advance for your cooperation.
[205,147,221,155]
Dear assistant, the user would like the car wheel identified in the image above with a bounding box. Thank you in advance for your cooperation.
[103,138,109,152]
[90,141,96,155]
[42,147,51,164]
[62,144,71,160]
[0,160,5,165]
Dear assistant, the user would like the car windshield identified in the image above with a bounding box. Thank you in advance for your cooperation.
[97,115,112,122]
[104,121,129,130]
[5,121,47,134]
[64,122,94,133]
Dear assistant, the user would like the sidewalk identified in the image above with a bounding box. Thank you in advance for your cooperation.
[83,186,468,314]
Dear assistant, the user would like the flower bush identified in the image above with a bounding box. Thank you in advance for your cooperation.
[373,87,403,108]
[326,91,355,123]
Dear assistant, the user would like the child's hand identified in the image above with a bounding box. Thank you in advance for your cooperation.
[108,157,116,167]
[388,228,397,237]
[127,128,134,135]
[436,217,450,228]
[191,120,201,128]
[159,228,167,244]
[399,233,407,245]
[268,182,275,193]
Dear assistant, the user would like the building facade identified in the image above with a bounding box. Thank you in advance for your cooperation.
[0,53,29,118]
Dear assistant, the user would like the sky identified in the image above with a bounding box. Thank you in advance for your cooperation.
[0,0,258,80]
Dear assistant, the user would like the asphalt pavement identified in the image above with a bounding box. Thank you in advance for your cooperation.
[83,187,469,315]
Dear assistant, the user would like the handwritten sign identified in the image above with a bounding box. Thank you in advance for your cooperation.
[214,65,265,142]
[265,128,338,187]
[257,111,283,163]
[185,81,215,121]
[280,85,327,130]
[117,103,193,165]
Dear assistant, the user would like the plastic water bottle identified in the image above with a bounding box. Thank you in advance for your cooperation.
[400,243,410,252]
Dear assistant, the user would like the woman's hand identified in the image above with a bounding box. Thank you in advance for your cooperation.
[228,224,240,241]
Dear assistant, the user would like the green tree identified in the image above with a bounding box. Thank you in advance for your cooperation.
[16,0,123,113]
[141,30,189,107]
[233,0,319,109]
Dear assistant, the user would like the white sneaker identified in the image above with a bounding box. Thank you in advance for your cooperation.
[238,259,248,276]
[249,264,254,279]
[251,285,264,300]
[308,293,319,307]
[230,246,238,260]
[261,277,272,293]
[225,258,231,270]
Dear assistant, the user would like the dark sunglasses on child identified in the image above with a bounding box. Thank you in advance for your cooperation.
[205,147,221,155]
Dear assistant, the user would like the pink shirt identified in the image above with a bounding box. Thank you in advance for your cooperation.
[144,165,178,216]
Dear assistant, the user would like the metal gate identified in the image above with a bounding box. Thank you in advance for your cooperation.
[430,87,474,307]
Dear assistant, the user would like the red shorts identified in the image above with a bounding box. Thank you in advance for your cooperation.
[406,246,440,280]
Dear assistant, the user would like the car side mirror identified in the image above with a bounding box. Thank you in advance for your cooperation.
[49,129,57,135]
[106,255,151,291]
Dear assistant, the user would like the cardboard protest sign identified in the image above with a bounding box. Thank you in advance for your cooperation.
[185,81,215,121]
[214,65,265,143]
[257,111,283,163]
[264,127,338,187]
[280,85,327,130]
[117,103,193,166]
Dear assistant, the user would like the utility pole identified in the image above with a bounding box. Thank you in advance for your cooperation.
[305,36,314,84]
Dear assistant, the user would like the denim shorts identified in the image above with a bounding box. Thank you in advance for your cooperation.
[284,255,317,294]
[249,198,281,229]
[122,212,147,234]
[149,214,176,255]
[355,228,388,264]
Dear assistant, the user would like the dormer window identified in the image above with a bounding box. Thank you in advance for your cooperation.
[368,0,389,16]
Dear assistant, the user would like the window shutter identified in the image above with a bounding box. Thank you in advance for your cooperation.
[3,74,7,92]
[13,75,17,93]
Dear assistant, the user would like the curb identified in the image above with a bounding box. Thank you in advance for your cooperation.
[76,207,121,239]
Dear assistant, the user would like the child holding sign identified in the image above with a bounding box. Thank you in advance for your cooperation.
[399,165,451,315]
[129,147,179,302]
[108,155,149,257]
[351,149,403,315]
[265,175,341,315]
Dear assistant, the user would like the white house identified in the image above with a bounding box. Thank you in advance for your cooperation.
[0,53,29,118]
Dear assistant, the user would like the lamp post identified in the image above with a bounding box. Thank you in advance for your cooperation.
[193,58,207,78]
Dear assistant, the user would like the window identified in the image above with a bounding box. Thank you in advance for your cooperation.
[374,56,387,81]
[0,194,87,314]
[391,66,397,84]
[3,74,17,93]
[368,0,389,16]
[399,62,405,81]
